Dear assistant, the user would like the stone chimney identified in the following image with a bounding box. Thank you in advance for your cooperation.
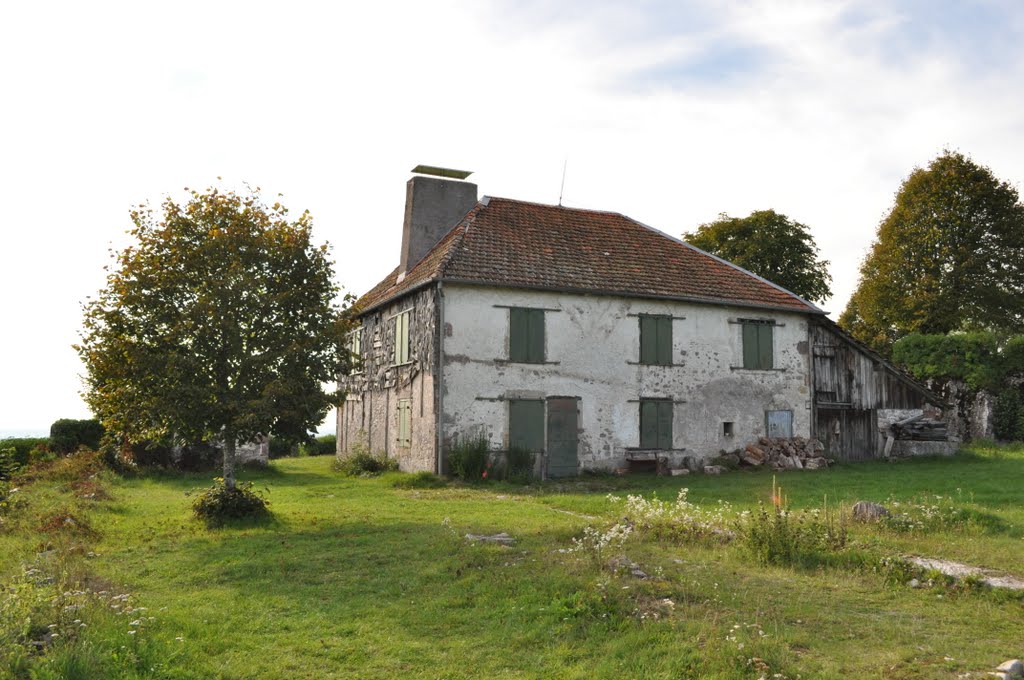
[399,166,478,276]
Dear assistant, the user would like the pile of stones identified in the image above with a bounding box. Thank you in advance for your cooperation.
[724,436,831,471]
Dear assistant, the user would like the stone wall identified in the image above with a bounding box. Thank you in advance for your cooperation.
[337,285,438,471]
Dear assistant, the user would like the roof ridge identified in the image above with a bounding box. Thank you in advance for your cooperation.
[483,195,626,217]
[620,213,823,314]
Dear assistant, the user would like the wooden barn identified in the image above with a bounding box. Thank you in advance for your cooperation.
[810,319,945,461]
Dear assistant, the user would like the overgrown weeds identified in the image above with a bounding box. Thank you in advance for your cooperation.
[447,434,489,481]
[610,488,734,543]
[333,443,399,477]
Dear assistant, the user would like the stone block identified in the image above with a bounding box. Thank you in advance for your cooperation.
[703,465,726,475]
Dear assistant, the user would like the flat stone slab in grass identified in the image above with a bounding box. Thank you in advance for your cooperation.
[465,532,515,546]
[907,556,1024,591]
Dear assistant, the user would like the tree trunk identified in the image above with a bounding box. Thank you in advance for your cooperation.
[223,436,237,490]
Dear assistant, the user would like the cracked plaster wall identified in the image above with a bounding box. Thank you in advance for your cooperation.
[440,284,812,470]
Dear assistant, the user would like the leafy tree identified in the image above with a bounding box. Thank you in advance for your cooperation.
[841,151,1024,353]
[683,210,832,303]
[77,186,351,489]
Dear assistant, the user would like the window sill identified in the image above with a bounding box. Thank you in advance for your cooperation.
[729,366,786,372]
[494,359,561,366]
[627,361,677,367]
[392,361,415,368]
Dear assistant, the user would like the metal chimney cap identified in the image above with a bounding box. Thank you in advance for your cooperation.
[411,165,473,180]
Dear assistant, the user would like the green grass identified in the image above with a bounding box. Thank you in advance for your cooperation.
[2,443,1023,678]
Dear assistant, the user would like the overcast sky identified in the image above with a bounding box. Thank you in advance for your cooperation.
[2,0,1023,437]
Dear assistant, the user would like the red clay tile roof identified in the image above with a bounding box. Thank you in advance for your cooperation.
[355,197,822,315]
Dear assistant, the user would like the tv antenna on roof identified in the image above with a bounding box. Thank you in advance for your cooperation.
[558,157,568,207]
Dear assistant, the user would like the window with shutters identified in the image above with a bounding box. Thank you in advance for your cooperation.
[397,399,411,447]
[639,399,673,449]
[393,310,412,365]
[348,327,362,374]
[741,319,774,370]
[509,308,545,363]
[639,315,672,365]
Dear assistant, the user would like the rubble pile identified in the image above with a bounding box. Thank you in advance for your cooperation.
[719,436,831,471]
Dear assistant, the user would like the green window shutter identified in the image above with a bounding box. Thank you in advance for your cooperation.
[528,309,545,363]
[742,322,758,369]
[758,323,773,369]
[510,308,527,362]
[657,401,673,449]
[656,317,672,365]
[640,401,658,448]
[510,400,544,451]
[398,399,411,447]
[394,312,410,365]
[510,308,544,363]
[639,316,656,364]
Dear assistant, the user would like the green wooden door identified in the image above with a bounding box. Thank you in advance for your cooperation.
[546,398,579,478]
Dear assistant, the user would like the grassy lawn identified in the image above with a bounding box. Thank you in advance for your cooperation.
[2,443,1023,679]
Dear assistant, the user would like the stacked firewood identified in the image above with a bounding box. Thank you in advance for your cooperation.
[720,436,830,471]
[889,415,948,441]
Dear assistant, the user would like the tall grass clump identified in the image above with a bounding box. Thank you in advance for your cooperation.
[735,479,848,568]
[447,434,490,481]
[334,443,398,477]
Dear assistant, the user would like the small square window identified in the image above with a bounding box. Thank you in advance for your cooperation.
[723,421,734,437]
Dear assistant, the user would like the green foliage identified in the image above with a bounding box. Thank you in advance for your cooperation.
[446,434,490,481]
[502,445,535,483]
[993,388,1024,441]
[735,502,848,567]
[334,445,399,476]
[892,332,1002,390]
[842,151,1024,353]
[191,479,269,526]
[76,185,353,489]
[269,437,298,458]
[0,438,49,468]
[683,209,832,303]
[299,434,336,457]
[0,447,21,481]
[391,471,447,489]
[48,419,104,454]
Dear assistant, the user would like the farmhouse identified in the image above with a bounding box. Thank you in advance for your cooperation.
[337,167,942,475]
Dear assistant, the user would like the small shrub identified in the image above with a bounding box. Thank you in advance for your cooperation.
[736,501,848,568]
[191,479,269,526]
[0,446,20,480]
[447,434,490,481]
[49,419,105,454]
[314,434,336,456]
[392,471,447,489]
[0,438,48,467]
[334,444,398,476]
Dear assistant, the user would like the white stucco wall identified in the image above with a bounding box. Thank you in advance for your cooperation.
[440,284,812,471]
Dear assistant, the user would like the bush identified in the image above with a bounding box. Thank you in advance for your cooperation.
[49,419,105,454]
[334,445,399,476]
[0,447,21,480]
[298,434,336,457]
[269,437,299,458]
[993,388,1024,441]
[447,434,490,481]
[191,479,269,526]
[0,438,49,467]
